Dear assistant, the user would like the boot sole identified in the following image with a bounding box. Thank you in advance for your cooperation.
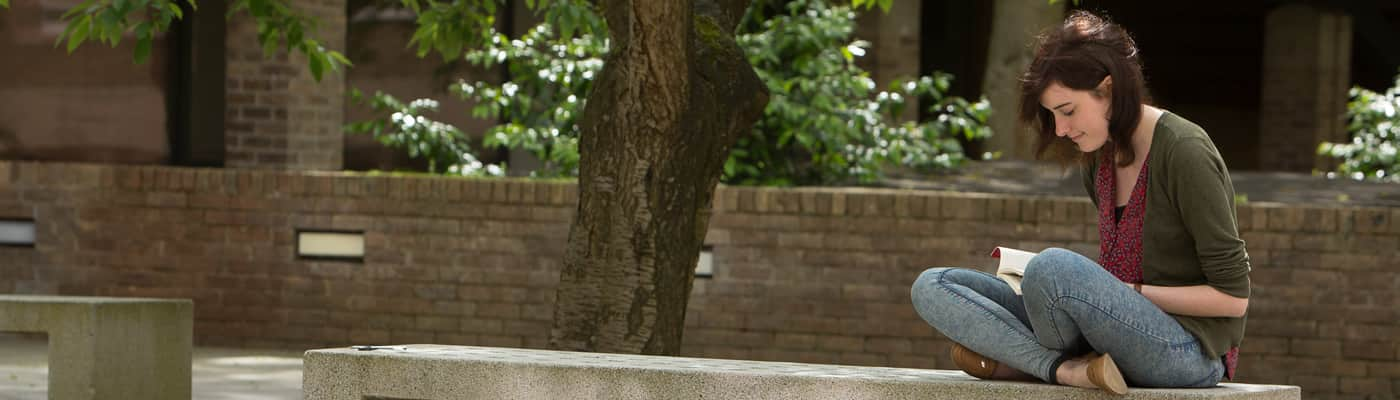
[1087,353,1129,395]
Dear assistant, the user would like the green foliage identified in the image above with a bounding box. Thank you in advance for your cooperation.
[1318,76,1400,183]
[35,0,601,81]
[53,0,196,64]
[32,0,349,81]
[728,0,991,186]
[231,0,351,81]
[358,0,992,186]
[452,18,602,178]
[399,0,497,61]
[849,0,892,12]
[403,0,600,63]
[357,0,603,178]
[345,89,501,177]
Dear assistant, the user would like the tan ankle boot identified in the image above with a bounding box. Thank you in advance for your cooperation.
[951,343,999,380]
[1086,353,1129,395]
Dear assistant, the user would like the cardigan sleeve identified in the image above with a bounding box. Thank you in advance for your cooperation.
[1167,138,1251,298]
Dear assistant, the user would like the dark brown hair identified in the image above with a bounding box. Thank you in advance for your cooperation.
[1019,10,1148,167]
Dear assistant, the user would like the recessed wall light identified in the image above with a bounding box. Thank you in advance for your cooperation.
[296,230,365,261]
[696,245,714,278]
[0,219,36,247]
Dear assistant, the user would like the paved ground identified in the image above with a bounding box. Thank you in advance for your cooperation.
[0,335,303,400]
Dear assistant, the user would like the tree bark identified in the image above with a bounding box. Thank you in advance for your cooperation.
[549,0,768,355]
[980,0,1063,161]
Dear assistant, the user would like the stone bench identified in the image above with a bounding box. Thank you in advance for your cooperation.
[304,344,1299,399]
[0,295,192,400]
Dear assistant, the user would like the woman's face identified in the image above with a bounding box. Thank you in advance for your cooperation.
[1040,81,1111,153]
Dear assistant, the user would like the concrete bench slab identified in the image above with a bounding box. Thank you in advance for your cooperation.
[0,295,192,400]
[304,345,1299,400]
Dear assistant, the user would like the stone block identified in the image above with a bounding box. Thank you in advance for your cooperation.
[0,295,192,400]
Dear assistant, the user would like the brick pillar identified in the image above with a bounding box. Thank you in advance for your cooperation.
[1259,4,1351,173]
[980,0,1063,161]
[856,0,922,121]
[224,0,346,170]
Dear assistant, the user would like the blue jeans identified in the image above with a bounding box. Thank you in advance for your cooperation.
[909,248,1223,388]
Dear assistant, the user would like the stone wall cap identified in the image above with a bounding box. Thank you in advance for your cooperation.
[305,344,1299,399]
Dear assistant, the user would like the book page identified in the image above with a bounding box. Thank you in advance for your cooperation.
[991,246,1038,276]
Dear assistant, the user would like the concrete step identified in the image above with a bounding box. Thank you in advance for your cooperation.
[303,345,1299,400]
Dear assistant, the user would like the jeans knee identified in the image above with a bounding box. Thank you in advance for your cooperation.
[1022,248,1091,293]
[911,267,967,327]
[911,267,953,303]
[912,265,946,290]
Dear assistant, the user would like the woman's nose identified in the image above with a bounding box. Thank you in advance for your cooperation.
[1054,118,1070,137]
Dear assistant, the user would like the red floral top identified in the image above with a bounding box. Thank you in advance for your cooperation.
[1094,150,1239,380]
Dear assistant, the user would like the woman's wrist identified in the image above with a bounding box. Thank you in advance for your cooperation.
[1126,281,1142,293]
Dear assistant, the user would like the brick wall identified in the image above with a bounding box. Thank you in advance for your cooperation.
[0,161,1397,399]
[224,0,347,170]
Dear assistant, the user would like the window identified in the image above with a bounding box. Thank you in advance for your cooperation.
[0,0,172,164]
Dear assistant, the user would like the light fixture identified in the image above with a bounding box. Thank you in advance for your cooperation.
[0,219,36,247]
[695,245,714,278]
[296,230,365,261]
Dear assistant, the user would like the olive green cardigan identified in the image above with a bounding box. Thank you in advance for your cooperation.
[1080,111,1250,359]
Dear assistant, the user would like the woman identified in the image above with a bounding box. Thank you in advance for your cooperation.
[909,11,1250,395]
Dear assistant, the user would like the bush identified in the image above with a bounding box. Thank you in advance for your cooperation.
[1319,75,1400,183]
[730,0,990,186]
[345,91,500,176]
[347,1,603,178]
[347,0,992,185]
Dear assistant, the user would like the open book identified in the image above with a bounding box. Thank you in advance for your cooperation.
[991,247,1038,295]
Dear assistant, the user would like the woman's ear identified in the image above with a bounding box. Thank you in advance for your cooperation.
[1097,75,1114,120]
[1095,75,1113,98]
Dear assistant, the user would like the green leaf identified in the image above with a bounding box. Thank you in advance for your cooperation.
[287,23,304,47]
[96,9,121,45]
[62,1,94,20]
[327,51,353,68]
[133,37,152,64]
[130,21,153,62]
[56,19,77,48]
[307,50,325,81]
[67,15,92,53]
[247,0,269,16]
[260,27,280,56]
[1,0,10,8]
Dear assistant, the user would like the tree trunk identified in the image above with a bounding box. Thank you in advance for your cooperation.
[548,0,768,355]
